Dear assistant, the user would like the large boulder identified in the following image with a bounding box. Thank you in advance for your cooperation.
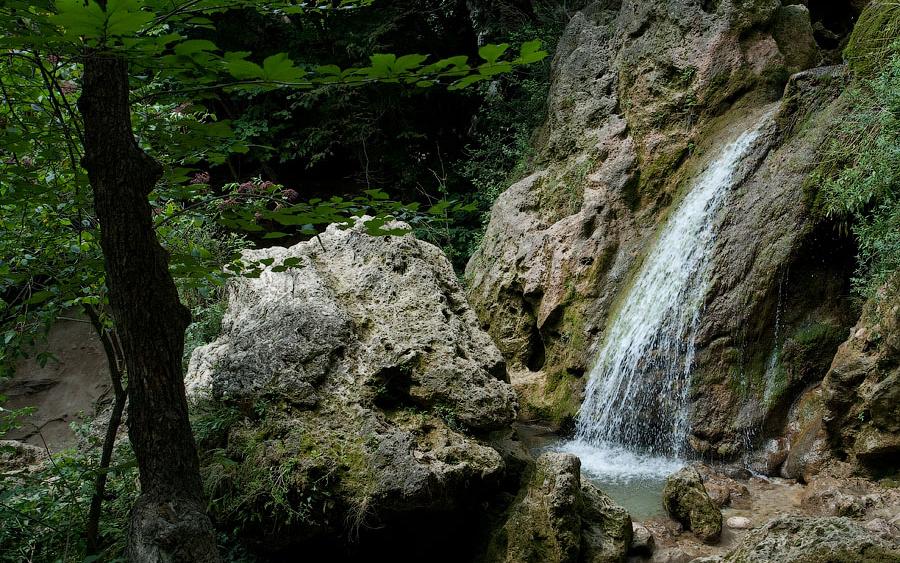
[779,385,832,482]
[486,452,632,563]
[718,516,900,562]
[187,220,519,556]
[662,467,722,543]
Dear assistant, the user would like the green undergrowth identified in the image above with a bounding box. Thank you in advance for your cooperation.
[806,2,900,299]
[0,423,139,563]
[432,11,573,269]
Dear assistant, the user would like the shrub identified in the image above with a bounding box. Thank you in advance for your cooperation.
[808,18,900,298]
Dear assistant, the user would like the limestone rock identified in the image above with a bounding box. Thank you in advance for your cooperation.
[187,220,518,547]
[780,385,832,482]
[487,452,632,563]
[629,522,655,557]
[801,477,900,522]
[726,516,752,530]
[662,467,722,543]
[695,464,750,508]
[581,480,633,562]
[822,277,900,473]
[466,0,857,458]
[0,440,46,472]
[718,516,900,562]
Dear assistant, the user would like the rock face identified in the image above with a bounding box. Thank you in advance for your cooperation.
[187,220,518,556]
[718,516,900,562]
[694,464,750,508]
[0,315,111,449]
[822,278,900,474]
[486,452,632,563]
[779,384,831,481]
[466,0,859,457]
[662,467,722,543]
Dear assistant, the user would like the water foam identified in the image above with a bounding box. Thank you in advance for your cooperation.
[559,439,684,483]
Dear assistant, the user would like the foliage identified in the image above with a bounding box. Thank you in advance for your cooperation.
[808,30,900,297]
[0,0,549,558]
[418,10,570,269]
[198,411,371,543]
[0,426,139,563]
[0,0,548,376]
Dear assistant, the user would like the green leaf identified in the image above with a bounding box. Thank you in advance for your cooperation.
[105,0,154,36]
[448,74,487,90]
[479,62,513,76]
[520,39,542,56]
[50,0,106,37]
[514,40,549,65]
[174,39,219,56]
[226,59,265,80]
[262,53,305,82]
[394,54,427,72]
[478,43,509,64]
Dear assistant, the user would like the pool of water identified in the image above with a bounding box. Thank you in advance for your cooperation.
[517,426,685,521]
[557,440,684,520]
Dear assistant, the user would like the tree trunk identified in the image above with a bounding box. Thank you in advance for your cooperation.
[77,53,220,562]
[84,304,127,556]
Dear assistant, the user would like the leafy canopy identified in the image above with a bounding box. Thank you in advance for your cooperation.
[0,1,547,374]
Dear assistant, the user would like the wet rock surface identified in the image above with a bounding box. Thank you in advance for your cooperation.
[822,277,900,474]
[466,0,858,456]
[486,452,632,563]
[717,516,900,562]
[662,467,723,543]
[632,464,900,563]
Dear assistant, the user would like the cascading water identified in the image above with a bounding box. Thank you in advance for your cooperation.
[559,115,772,503]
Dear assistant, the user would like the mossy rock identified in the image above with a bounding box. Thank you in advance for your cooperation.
[515,368,582,433]
[845,1,900,77]
[662,467,722,543]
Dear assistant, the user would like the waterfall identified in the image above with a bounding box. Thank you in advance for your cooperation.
[563,115,771,479]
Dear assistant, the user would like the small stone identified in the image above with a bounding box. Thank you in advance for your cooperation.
[630,522,655,557]
[727,516,752,529]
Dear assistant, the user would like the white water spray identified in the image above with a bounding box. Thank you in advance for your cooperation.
[563,116,771,480]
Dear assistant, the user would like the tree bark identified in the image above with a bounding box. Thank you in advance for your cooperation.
[77,53,219,562]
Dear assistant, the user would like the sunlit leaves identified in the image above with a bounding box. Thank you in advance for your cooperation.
[478,43,509,64]
[50,0,153,41]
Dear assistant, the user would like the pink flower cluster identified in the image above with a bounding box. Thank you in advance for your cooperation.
[282,188,300,203]
[237,180,277,194]
[191,171,211,185]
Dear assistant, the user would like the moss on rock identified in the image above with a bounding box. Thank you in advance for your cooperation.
[662,466,722,543]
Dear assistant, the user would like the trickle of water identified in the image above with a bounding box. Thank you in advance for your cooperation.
[762,267,788,405]
[570,117,771,467]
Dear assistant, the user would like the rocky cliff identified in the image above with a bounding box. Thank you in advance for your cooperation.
[466,0,864,456]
